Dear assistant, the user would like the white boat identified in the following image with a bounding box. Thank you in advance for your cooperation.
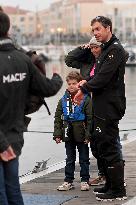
[126,50,136,66]
[124,46,136,66]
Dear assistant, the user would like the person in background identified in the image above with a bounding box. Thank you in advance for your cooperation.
[53,71,93,191]
[24,50,51,130]
[74,16,127,201]
[65,37,106,186]
[65,37,98,80]
[0,11,62,205]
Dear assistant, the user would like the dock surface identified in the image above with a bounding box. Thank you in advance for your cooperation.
[21,139,136,205]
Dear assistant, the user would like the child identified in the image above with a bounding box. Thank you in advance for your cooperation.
[53,71,93,191]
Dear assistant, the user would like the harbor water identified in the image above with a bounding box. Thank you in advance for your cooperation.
[19,61,136,175]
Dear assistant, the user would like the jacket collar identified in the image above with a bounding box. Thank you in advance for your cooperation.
[0,38,13,45]
[0,37,16,51]
[101,34,119,50]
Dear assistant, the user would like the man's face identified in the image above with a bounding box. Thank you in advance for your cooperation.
[91,21,111,43]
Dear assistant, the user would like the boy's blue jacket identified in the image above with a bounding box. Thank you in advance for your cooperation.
[53,90,93,142]
[62,92,88,121]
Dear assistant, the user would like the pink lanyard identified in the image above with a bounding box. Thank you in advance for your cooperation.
[90,63,96,77]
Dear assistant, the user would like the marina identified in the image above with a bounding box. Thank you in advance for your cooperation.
[18,61,136,204]
[1,1,136,204]
[22,44,136,68]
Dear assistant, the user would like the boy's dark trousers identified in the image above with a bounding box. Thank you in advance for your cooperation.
[64,141,90,183]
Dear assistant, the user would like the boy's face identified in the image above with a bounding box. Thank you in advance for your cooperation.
[67,79,79,94]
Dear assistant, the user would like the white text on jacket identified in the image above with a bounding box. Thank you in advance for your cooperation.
[3,73,26,83]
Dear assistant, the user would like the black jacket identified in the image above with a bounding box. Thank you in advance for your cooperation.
[0,38,63,155]
[82,35,126,120]
[65,46,95,79]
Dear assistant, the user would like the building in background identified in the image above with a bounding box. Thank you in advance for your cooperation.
[2,0,136,45]
[3,6,37,45]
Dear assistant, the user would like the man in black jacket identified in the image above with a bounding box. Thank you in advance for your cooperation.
[0,12,62,205]
[74,16,127,201]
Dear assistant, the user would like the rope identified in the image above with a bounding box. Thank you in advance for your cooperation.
[26,130,53,134]
[26,128,136,134]
[120,128,136,132]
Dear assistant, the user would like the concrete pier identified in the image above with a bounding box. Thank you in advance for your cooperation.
[21,138,136,205]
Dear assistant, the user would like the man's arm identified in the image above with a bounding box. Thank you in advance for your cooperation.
[0,130,16,161]
[29,61,63,97]
[0,130,9,153]
[84,97,93,141]
[65,46,93,69]
[53,100,63,140]
[82,48,124,92]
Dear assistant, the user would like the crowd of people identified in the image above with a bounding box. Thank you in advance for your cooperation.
[0,9,127,205]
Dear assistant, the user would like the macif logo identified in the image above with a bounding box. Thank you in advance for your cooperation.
[3,73,26,83]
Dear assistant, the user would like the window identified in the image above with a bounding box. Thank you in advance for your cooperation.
[20,17,25,22]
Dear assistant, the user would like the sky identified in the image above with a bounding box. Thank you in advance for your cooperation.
[0,0,56,11]
[0,0,136,11]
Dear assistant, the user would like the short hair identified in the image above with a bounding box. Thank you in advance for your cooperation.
[66,71,83,83]
[0,6,4,12]
[91,16,112,32]
[0,11,10,37]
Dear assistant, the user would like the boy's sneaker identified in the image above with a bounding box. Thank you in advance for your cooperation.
[89,176,106,186]
[81,182,90,191]
[57,182,74,191]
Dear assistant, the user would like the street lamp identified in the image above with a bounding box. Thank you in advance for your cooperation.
[57,27,63,45]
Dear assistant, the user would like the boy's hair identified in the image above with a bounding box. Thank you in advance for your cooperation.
[91,16,112,32]
[0,11,10,37]
[66,71,83,83]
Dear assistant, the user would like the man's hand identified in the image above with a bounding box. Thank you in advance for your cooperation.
[84,139,90,144]
[78,80,87,87]
[81,43,90,49]
[0,146,16,162]
[74,89,84,105]
[55,137,62,144]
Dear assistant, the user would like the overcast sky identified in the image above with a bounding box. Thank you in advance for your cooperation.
[0,0,56,11]
[0,0,136,11]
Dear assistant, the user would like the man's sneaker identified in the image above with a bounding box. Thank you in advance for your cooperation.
[89,176,106,186]
[81,182,90,191]
[96,190,127,201]
[57,182,74,191]
[93,185,109,194]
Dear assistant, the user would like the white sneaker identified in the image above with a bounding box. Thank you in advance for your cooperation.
[57,182,74,191]
[81,182,89,191]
